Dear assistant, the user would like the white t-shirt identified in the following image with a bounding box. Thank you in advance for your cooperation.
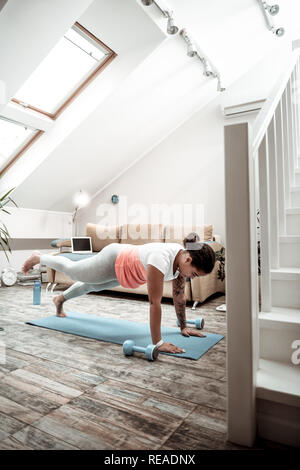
[138,242,184,281]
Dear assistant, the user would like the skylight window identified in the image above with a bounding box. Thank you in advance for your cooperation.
[0,116,42,176]
[12,22,116,119]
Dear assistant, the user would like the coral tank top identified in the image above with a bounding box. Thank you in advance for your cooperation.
[115,246,147,289]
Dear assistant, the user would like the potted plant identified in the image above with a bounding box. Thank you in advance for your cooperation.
[215,246,225,281]
[214,209,261,284]
[0,186,17,331]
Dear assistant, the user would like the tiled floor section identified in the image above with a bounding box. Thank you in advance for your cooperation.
[0,285,289,450]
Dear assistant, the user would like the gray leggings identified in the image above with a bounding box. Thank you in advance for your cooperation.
[40,243,125,301]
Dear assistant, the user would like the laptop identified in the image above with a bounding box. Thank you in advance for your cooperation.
[71,237,92,254]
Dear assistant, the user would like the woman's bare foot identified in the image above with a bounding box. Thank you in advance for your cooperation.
[53,294,67,317]
[22,251,41,275]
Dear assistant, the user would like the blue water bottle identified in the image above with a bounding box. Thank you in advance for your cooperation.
[33,280,41,305]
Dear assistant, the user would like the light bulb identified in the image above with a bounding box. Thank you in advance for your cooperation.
[167,16,179,35]
[275,27,285,36]
[268,4,279,15]
[74,190,90,208]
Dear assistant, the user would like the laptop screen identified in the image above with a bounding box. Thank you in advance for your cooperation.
[72,237,92,252]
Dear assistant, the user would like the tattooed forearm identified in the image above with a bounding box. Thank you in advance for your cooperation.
[174,300,186,329]
[173,273,185,296]
[172,274,186,329]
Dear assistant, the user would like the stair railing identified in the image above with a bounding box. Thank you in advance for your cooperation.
[224,48,300,447]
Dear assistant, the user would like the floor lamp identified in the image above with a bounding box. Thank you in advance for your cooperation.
[72,190,90,236]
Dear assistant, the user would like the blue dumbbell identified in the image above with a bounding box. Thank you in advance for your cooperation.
[176,317,204,329]
[123,340,160,361]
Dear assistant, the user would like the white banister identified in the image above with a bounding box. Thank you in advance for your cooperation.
[224,49,300,447]
[267,116,279,269]
[282,88,291,207]
[258,134,272,311]
[275,101,286,235]
[252,51,300,153]
[292,62,300,159]
[287,80,295,184]
[296,59,300,155]
[291,69,299,165]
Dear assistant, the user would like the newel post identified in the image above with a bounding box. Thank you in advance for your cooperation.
[224,122,259,447]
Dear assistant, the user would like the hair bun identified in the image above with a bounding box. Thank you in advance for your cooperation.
[181,234,215,274]
[183,232,200,248]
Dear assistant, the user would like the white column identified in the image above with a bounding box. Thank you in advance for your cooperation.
[275,100,286,235]
[259,134,272,312]
[287,80,295,185]
[282,89,291,206]
[292,67,300,161]
[296,59,300,162]
[224,122,258,448]
[268,116,279,268]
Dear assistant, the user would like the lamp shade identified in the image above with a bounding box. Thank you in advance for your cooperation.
[73,190,90,208]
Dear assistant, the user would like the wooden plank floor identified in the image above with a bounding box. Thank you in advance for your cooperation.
[0,285,289,450]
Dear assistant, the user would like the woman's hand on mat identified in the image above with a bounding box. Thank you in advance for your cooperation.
[158,342,185,354]
[181,328,206,338]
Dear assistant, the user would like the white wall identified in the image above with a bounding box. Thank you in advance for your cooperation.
[1,3,295,250]
[77,94,226,241]
[0,207,72,239]
[76,42,292,245]
[222,42,293,109]
[4,0,296,214]
[0,248,56,275]
[0,207,72,272]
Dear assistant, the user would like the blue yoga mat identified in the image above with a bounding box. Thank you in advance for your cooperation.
[26,311,224,360]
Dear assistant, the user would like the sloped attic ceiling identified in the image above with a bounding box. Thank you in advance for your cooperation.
[0,0,165,207]
[0,0,95,116]
[2,0,300,211]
